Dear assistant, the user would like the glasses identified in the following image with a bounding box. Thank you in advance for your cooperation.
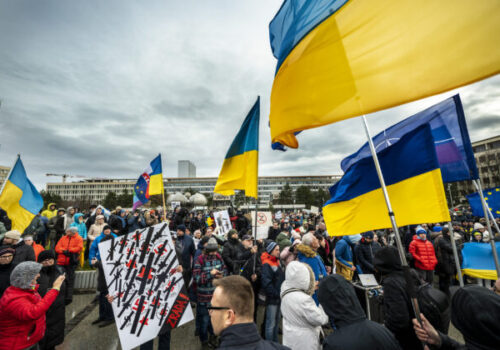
[0,255,13,259]
[207,305,233,313]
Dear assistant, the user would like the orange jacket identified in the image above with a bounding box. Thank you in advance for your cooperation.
[55,234,83,266]
[32,243,44,261]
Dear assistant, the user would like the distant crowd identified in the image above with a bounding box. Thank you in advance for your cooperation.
[0,203,499,350]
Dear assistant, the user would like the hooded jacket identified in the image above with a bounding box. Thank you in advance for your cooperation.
[280,262,328,350]
[64,207,75,230]
[318,274,401,350]
[275,232,292,251]
[87,216,106,242]
[88,232,118,264]
[41,203,57,219]
[335,236,357,268]
[0,262,59,350]
[54,233,83,266]
[354,239,381,274]
[217,323,290,350]
[69,213,87,240]
[436,286,500,350]
[409,235,438,270]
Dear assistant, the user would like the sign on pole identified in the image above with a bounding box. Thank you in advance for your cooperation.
[214,210,232,236]
[99,223,193,350]
[251,211,272,240]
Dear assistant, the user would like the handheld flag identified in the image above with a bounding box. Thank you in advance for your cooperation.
[462,242,500,280]
[132,154,163,210]
[342,95,478,183]
[323,125,450,236]
[467,187,500,219]
[214,97,260,199]
[268,0,500,148]
[0,156,43,232]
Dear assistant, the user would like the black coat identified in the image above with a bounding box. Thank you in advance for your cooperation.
[218,323,290,350]
[267,227,280,242]
[354,241,381,274]
[237,247,261,289]
[37,265,66,349]
[222,240,243,274]
[0,262,14,298]
[435,235,462,276]
[11,240,35,266]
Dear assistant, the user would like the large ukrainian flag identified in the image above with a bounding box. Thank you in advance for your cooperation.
[462,242,500,280]
[214,97,260,199]
[0,156,43,232]
[269,0,500,148]
[323,124,450,236]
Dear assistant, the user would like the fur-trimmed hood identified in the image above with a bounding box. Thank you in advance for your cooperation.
[296,243,317,258]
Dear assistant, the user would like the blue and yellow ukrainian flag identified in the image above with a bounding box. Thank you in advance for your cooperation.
[214,97,260,199]
[132,154,163,210]
[269,0,500,148]
[323,124,450,236]
[462,242,500,280]
[0,156,43,232]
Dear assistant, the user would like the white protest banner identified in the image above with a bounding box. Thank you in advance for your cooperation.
[214,210,232,237]
[275,211,282,220]
[310,206,319,214]
[251,211,272,240]
[99,223,193,350]
[171,201,181,210]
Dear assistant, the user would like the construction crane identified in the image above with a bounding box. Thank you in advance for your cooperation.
[45,173,89,183]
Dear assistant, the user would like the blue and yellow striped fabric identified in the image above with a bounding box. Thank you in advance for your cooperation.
[0,157,43,232]
[269,0,500,148]
[214,97,260,199]
[323,124,450,236]
[462,242,500,280]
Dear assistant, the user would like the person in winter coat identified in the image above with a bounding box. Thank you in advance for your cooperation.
[280,261,328,350]
[127,210,145,233]
[237,234,261,321]
[413,285,500,350]
[55,227,83,305]
[23,235,44,261]
[87,214,106,242]
[70,213,87,240]
[46,208,64,249]
[222,229,243,274]
[296,233,327,304]
[318,274,401,350]
[280,239,301,267]
[261,241,285,342]
[193,237,228,349]
[434,227,462,296]
[143,210,158,227]
[175,225,196,286]
[210,275,290,350]
[64,207,75,230]
[354,231,381,274]
[53,208,67,245]
[89,228,117,328]
[1,230,35,266]
[275,231,292,252]
[373,246,423,350]
[41,202,57,219]
[0,247,15,297]
[473,222,490,242]
[267,221,281,241]
[335,234,361,271]
[23,213,45,242]
[108,209,128,236]
[0,261,65,350]
[37,250,67,350]
[409,227,438,283]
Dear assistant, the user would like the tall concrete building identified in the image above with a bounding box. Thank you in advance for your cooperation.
[448,134,500,205]
[178,160,196,178]
[0,165,10,188]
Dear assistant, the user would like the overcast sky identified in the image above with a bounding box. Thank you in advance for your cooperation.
[1,0,499,190]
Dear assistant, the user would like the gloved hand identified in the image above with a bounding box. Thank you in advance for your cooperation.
[63,250,70,256]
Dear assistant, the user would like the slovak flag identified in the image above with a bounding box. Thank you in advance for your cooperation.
[132,154,163,210]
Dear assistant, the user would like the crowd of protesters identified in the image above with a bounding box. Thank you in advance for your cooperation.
[0,203,499,349]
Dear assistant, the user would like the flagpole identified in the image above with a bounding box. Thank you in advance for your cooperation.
[473,179,500,276]
[360,114,423,324]
[0,154,20,198]
[447,221,464,287]
[253,197,258,273]
[161,184,167,223]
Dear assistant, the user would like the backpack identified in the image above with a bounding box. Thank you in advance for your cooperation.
[416,283,450,333]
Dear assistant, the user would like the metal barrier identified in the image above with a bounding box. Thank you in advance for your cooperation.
[74,270,98,290]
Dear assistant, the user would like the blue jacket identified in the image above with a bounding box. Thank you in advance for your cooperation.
[70,213,87,240]
[89,232,118,263]
[335,237,355,268]
[127,214,145,233]
[296,244,327,304]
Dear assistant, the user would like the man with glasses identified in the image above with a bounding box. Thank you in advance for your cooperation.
[0,247,15,297]
[209,275,290,350]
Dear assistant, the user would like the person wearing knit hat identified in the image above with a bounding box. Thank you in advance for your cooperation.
[355,231,381,275]
[1,230,36,267]
[0,261,65,350]
[37,250,67,349]
[193,236,227,347]
[0,247,15,297]
[261,240,284,342]
[473,222,491,242]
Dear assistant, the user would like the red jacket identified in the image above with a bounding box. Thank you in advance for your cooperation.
[0,286,59,350]
[409,236,438,271]
[55,234,83,266]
